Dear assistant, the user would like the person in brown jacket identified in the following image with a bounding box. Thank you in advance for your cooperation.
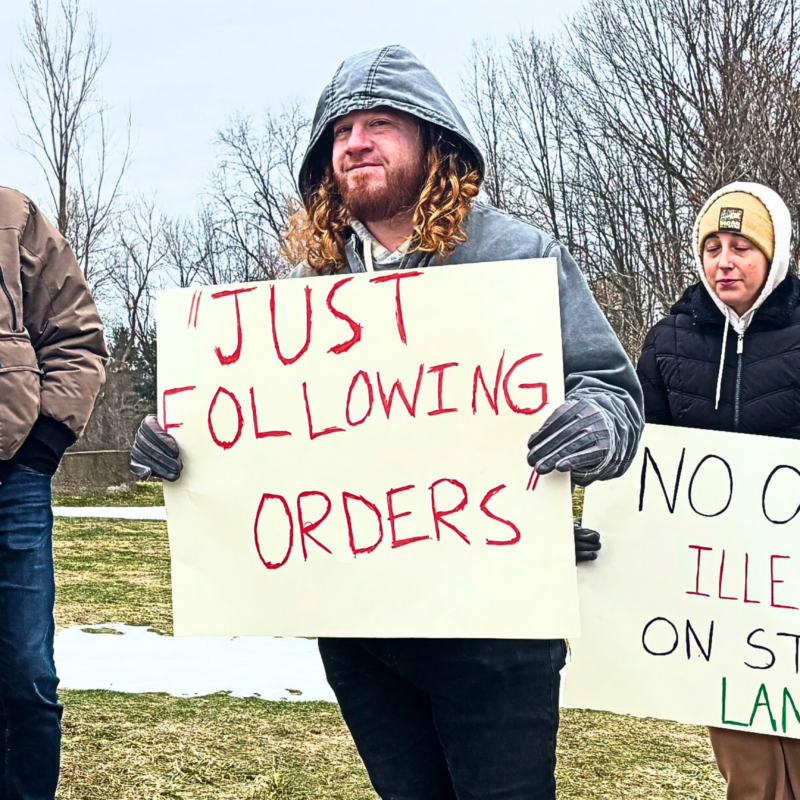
[0,186,106,800]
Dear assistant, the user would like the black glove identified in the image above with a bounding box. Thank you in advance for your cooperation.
[574,521,601,563]
[527,397,613,482]
[130,415,183,482]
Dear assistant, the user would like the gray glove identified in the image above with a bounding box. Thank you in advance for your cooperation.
[131,415,183,482]
[574,520,601,563]
[526,397,613,484]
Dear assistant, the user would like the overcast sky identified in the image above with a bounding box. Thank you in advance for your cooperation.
[0,0,585,217]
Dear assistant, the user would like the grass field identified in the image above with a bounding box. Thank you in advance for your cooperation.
[54,517,172,633]
[54,481,164,507]
[52,484,726,799]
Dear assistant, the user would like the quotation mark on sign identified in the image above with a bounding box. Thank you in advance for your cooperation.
[187,291,202,329]
[526,469,541,492]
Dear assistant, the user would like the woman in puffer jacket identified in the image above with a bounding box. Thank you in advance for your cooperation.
[637,182,800,798]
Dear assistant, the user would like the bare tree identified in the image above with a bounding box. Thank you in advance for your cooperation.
[209,103,311,281]
[107,195,167,369]
[66,109,131,292]
[163,214,206,288]
[13,0,130,292]
[463,42,510,210]
[158,104,311,292]
[463,0,800,355]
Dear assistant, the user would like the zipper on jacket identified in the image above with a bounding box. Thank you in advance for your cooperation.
[0,260,17,332]
[734,333,744,432]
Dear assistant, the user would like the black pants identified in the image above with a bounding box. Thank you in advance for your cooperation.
[318,637,566,800]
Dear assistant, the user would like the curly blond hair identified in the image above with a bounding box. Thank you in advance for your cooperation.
[284,124,481,273]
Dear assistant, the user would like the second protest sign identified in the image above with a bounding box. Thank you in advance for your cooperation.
[567,424,800,738]
[157,259,578,638]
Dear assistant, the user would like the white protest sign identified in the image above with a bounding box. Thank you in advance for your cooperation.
[566,424,800,737]
[156,259,579,639]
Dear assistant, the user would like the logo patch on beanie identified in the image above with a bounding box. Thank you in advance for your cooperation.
[719,208,744,232]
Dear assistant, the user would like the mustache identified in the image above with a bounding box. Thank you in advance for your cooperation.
[334,160,426,223]
[344,161,384,170]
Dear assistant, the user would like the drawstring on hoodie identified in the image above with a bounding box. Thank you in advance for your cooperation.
[363,241,375,272]
[715,318,730,411]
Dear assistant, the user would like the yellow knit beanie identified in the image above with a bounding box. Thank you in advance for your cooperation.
[697,191,775,262]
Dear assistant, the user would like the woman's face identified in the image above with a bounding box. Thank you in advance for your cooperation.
[702,232,770,316]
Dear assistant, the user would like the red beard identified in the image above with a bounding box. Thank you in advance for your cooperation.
[336,158,426,223]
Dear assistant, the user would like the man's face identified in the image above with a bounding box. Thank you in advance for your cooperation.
[331,107,426,223]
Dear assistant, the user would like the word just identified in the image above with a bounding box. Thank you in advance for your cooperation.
[164,273,551,446]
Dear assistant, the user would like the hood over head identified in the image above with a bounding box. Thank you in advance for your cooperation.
[298,45,485,207]
[690,181,793,411]
[692,181,792,334]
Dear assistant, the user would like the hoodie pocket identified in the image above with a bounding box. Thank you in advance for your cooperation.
[0,335,42,461]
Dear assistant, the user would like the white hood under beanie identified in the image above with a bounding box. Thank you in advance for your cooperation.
[691,181,793,409]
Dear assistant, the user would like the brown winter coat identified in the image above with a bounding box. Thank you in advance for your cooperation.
[0,186,107,469]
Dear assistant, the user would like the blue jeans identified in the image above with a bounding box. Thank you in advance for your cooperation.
[0,465,61,800]
[318,637,566,800]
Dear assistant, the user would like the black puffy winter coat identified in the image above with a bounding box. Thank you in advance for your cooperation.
[637,273,800,437]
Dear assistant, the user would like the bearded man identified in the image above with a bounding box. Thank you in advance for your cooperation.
[133,46,643,799]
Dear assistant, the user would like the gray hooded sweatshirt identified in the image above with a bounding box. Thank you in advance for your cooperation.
[292,45,644,483]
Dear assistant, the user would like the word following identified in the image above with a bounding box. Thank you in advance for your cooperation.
[161,351,548,449]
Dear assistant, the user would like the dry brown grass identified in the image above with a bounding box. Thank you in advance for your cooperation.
[51,491,725,799]
[53,518,173,633]
[55,482,164,507]
[558,709,724,799]
[57,691,724,799]
[59,693,374,799]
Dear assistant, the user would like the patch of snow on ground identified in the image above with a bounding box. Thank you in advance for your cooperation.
[55,624,335,702]
[54,508,568,706]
